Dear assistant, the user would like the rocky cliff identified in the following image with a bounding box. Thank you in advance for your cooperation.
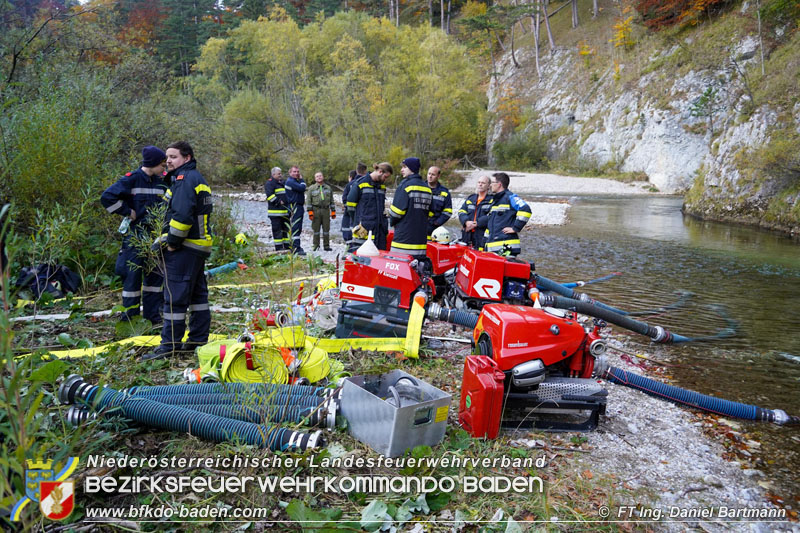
[487,1,799,234]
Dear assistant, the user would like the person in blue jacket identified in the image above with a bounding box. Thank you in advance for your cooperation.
[426,166,452,237]
[143,141,213,361]
[264,167,289,251]
[340,170,357,247]
[346,163,391,252]
[458,175,493,250]
[389,157,432,259]
[101,145,167,325]
[484,172,532,256]
[285,165,307,256]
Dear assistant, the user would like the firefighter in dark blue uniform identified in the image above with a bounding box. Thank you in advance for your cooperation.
[285,165,307,255]
[389,157,432,258]
[264,167,289,252]
[484,172,531,256]
[458,174,493,250]
[101,146,167,324]
[340,170,357,247]
[143,141,213,361]
[425,166,452,237]
[346,162,391,252]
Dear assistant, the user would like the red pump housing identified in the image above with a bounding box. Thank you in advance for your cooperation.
[426,241,468,276]
[455,248,532,304]
[341,250,431,310]
[473,304,600,379]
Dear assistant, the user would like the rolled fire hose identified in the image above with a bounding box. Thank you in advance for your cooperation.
[537,293,738,344]
[59,376,324,451]
[594,358,799,425]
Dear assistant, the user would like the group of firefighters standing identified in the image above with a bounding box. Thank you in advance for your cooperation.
[101,145,531,361]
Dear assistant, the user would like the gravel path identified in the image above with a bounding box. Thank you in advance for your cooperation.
[455,169,662,196]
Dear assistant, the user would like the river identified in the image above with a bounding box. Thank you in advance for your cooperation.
[516,195,800,506]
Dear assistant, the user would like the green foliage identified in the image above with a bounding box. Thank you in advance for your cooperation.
[493,128,549,171]
[194,11,487,183]
[208,198,246,266]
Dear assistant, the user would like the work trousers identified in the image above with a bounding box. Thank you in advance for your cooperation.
[341,212,352,246]
[115,240,163,323]
[270,216,290,251]
[311,208,331,249]
[289,204,304,253]
[159,248,210,350]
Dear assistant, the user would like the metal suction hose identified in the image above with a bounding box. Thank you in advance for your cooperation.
[594,358,799,426]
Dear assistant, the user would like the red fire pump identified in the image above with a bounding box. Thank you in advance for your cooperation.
[460,303,609,435]
[336,250,434,338]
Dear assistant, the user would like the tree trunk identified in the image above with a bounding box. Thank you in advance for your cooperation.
[429,0,433,26]
[440,0,445,29]
[510,24,520,68]
[592,0,598,18]
[446,0,451,33]
[542,0,556,51]
[571,0,578,28]
[533,5,541,78]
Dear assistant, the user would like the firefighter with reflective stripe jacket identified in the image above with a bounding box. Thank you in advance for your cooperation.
[340,170,357,246]
[425,166,452,236]
[458,175,493,250]
[143,141,213,361]
[264,167,289,251]
[100,145,168,325]
[389,157,432,258]
[484,172,531,257]
[346,163,391,252]
[285,165,307,255]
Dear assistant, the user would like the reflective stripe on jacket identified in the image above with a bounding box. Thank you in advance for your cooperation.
[164,160,213,256]
[264,177,288,217]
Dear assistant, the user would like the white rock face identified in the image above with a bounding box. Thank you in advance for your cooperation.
[487,20,770,196]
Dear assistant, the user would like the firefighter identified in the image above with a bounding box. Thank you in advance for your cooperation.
[346,162,392,252]
[306,171,335,251]
[340,170,357,247]
[143,141,213,361]
[264,167,289,252]
[389,157,432,259]
[101,145,168,325]
[458,174,493,250]
[426,166,452,237]
[285,165,307,256]
[484,172,531,256]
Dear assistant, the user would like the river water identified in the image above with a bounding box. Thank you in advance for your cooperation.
[234,193,800,504]
[516,195,800,506]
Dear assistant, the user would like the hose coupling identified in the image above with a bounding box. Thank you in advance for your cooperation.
[59,375,95,405]
[592,355,609,379]
[651,326,674,344]
[66,405,97,427]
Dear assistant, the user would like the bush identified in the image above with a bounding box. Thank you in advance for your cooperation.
[493,129,549,171]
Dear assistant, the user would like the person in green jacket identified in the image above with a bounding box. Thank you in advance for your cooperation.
[306,171,335,251]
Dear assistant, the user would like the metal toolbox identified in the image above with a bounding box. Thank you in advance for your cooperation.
[340,370,451,457]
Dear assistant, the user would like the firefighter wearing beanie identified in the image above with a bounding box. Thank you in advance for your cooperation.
[389,157,432,259]
[101,145,168,325]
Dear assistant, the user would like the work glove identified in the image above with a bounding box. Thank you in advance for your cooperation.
[352,223,368,239]
[308,211,314,221]
[331,211,336,219]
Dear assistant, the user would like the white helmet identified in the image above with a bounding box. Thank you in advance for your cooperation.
[432,227,452,243]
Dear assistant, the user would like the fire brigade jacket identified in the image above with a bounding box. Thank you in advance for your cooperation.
[163,160,213,256]
[427,182,452,233]
[285,176,306,206]
[346,175,387,236]
[341,179,354,220]
[389,174,432,253]
[101,168,167,235]
[458,192,493,232]
[484,189,531,254]
[264,177,288,217]
[306,182,335,212]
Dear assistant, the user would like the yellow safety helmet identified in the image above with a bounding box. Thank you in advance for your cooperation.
[235,233,249,245]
